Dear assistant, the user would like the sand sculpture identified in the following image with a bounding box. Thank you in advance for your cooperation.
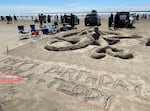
[45,27,133,59]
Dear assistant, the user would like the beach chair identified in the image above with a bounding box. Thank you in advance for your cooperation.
[30,24,41,37]
[30,24,38,32]
[17,25,30,40]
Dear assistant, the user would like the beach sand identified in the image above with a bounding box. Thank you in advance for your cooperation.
[0,18,150,111]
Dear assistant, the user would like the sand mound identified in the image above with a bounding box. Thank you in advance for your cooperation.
[145,38,150,46]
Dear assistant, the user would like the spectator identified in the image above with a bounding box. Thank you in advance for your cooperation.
[13,15,17,22]
[125,14,129,28]
[31,16,33,21]
[47,15,51,23]
[108,14,113,30]
[110,13,113,22]
[1,16,5,22]
[60,15,63,23]
[144,14,147,20]
[136,14,139,23]
[70,13,75,28]
[54,15,58,26]
[39,14,44,28]
[63,13,67,23]
[43,15,46,23]
[114,13,120,30]
[6,15,12,24]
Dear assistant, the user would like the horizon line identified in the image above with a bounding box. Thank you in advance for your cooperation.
[0,10,150,15]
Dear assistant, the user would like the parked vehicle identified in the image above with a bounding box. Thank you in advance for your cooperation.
[65,15,80,25]
[84,10,101,26]
[118,12,135,28]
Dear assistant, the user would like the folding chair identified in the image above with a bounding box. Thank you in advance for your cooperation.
[30,24,38,32]
[17,25,30,40]
[30,24,41,37]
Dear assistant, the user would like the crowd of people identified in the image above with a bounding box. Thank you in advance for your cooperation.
[37,13,76,28]
[0,15,17,24]
[0,13,150,32]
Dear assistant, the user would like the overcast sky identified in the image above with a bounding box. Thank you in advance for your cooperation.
[0,0,150,14]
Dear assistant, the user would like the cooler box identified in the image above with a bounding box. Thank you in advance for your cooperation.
[41,28,48,34]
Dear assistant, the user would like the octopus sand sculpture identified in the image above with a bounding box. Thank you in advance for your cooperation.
[45,27,134,59]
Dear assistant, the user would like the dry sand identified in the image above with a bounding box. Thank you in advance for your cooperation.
[0,18,150,111]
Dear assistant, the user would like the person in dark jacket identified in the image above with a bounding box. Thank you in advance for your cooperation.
[108,14,113,30]
[70,13,75,28]
[13,15,17,23]
[47,15,51,23]
[1,16,5,22]
[63,13,67,23]
[39,14,44,28]
[114,13,120,30]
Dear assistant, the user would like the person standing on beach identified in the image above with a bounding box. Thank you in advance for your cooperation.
[54,15,58,26]
[13,15,17,22]
[39,14,44,28]
[136,14,139,23]
[144,14,147,20]
[60,15,63,23]
[114,13,120,30]
[47,15,51,23]
[6,15,12,24]
[63,13,67,23]
[70,13,75,28]
[108,13,113,30]
[111,13,113,22]
[1,16,5,22]
[125,14,129,28]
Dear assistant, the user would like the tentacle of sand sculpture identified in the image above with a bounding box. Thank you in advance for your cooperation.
[145,38,150,46]
[91,46,133,59]
[45,27,133,59]
[91,47,107,59]
[45,34,96,51]
[106,47,133,59]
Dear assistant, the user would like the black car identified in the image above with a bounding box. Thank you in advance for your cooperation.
[84,10,101,26]
[65,15,80,25]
